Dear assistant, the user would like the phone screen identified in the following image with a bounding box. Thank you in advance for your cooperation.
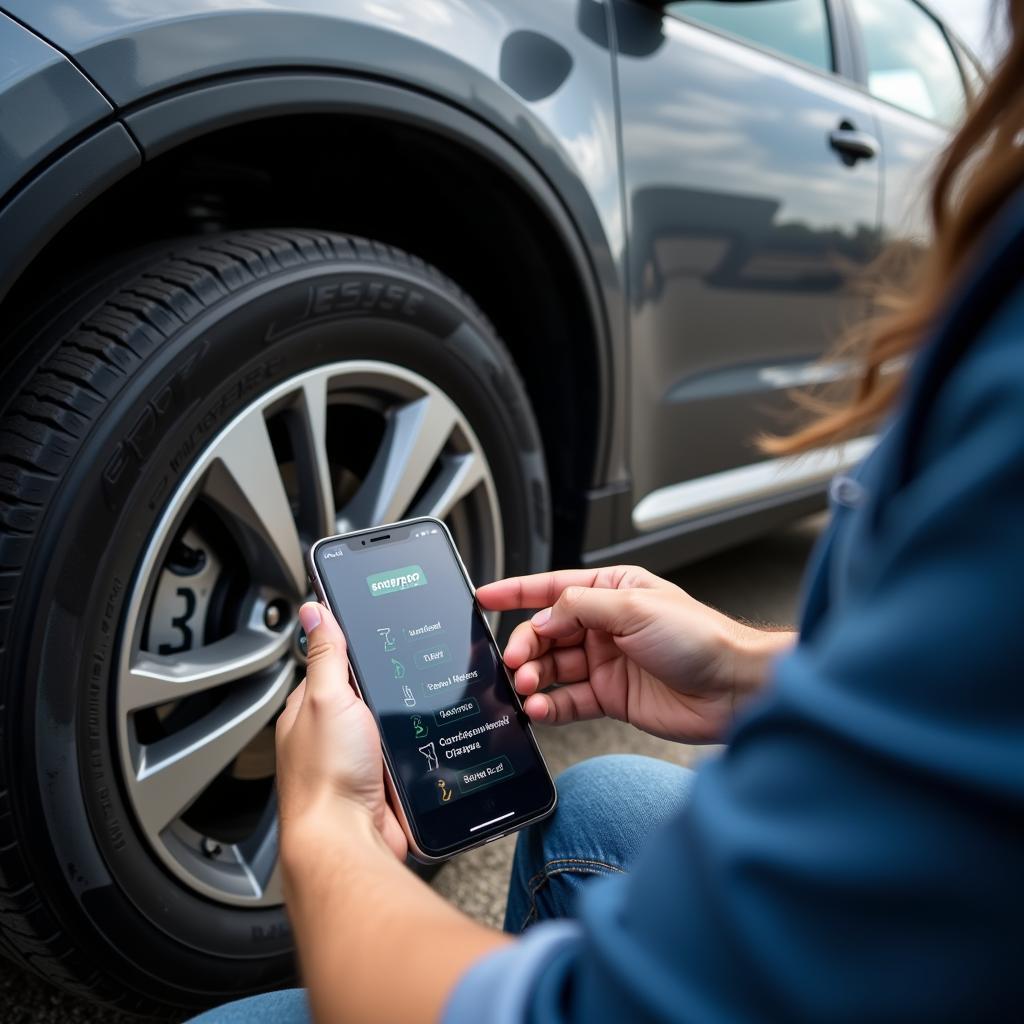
[312,520,555,858]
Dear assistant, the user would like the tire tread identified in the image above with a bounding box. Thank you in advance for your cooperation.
[0,228,496,1016]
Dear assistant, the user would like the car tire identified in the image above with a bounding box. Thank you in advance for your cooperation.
[0,230,550,1015]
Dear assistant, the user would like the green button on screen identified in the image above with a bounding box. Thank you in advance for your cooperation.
[365,565,428,597]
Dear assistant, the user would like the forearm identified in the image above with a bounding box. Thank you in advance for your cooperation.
[282,803,508,1024]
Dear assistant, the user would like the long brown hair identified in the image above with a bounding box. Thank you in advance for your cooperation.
[765,0,1024,455]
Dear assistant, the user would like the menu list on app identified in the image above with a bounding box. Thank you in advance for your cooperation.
[375,618,515,807]
[424,669,478,692]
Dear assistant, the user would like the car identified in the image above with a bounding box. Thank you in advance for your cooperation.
[0,0,980,1014]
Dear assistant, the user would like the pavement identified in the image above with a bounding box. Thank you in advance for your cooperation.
[0,513,824,1022]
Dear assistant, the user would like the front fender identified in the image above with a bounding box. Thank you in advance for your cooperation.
[2,0,628,483]
[0,11,113,204]
[5,1,624,293]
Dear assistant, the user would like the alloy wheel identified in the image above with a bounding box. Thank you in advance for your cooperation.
[116,361,503,906]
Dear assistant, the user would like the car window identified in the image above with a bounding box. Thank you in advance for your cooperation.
[666,0,832,72]
[952,38,986,103]
[849,0,966,126]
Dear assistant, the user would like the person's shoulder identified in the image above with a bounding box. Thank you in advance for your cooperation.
[890,265,1024,516]
[933,280,1024,440]
[875,280,1024,562]
[931,184,1024,407]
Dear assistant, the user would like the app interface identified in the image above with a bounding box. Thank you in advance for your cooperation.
[316,527,549,849]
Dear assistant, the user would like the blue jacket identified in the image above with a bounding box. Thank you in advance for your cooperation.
[446,189,1024,1023]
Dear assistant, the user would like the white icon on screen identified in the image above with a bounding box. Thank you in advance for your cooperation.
[418,742,439,772]
[402,686,416,708]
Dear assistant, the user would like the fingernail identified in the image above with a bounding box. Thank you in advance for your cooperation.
[299,603,322,634]
[531,607,552,627]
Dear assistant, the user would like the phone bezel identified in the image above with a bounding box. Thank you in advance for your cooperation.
[307,516,557,862]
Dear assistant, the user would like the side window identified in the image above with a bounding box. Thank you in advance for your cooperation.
[666,0,832,72]
[952,39,986,104]
[849,0,966,126]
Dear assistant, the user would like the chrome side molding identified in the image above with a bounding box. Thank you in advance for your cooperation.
[632,437,877,532]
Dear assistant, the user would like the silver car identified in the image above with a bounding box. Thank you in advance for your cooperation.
[0,0,976,1012]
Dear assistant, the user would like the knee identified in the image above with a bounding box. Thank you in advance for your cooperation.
[556,754,695,820]
[505,755,696,933]
[535,755,696,869]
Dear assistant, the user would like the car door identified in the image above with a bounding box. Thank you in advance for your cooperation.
[844,0,968,245]
[611,0,883,534]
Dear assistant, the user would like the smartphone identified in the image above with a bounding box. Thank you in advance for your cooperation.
[307,517,557,862]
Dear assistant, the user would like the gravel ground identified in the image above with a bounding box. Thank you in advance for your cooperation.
[0,514,824,1022]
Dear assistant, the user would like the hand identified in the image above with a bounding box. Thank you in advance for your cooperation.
[477,566,791,744]
[275,606,507,1024]
[275,602,407,861]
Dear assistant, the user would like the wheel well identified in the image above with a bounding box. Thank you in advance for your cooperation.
[0,114,603,564]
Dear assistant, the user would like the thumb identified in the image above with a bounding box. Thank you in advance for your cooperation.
[531,586,646,641]
[298,602,355,711]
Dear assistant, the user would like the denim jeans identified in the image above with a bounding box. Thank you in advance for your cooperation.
[502,754,695,933]
[187,754,695,1024]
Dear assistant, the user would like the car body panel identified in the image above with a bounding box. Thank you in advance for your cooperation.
[0,122,140,301]
[0,12,113,203]
[3,0,625,282]
[872,99,946,245]
[0,0,629,487]
[836,0,961,248]
[612,2,882,521]
[120,69,620,487]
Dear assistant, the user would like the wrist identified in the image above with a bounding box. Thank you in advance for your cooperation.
[280,794,385,876]
[724,623,795,702]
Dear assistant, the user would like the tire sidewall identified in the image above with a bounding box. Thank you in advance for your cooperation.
[14,258,549,1000]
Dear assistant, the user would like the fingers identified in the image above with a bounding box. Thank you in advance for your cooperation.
[478,565,667,612]
[523,683,604,725]
[477,569,604,611]
[513,647,589,695]
[533,586,644,641]
[504,618,584,669]
[298,602,355,713]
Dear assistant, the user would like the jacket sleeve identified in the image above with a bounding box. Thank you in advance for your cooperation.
[446,285,1024,1024]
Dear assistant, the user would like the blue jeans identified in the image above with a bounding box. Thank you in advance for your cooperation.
[188,755,695,1023]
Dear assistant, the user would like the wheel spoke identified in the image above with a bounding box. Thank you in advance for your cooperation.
[232,805,281,902]
[342,394,457,528]
[132,663,293,835]
[295,373,336,538]
[124,628,291,712]
[257,853,284,904]
[410,452,485,521]
[204,408,306,596]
